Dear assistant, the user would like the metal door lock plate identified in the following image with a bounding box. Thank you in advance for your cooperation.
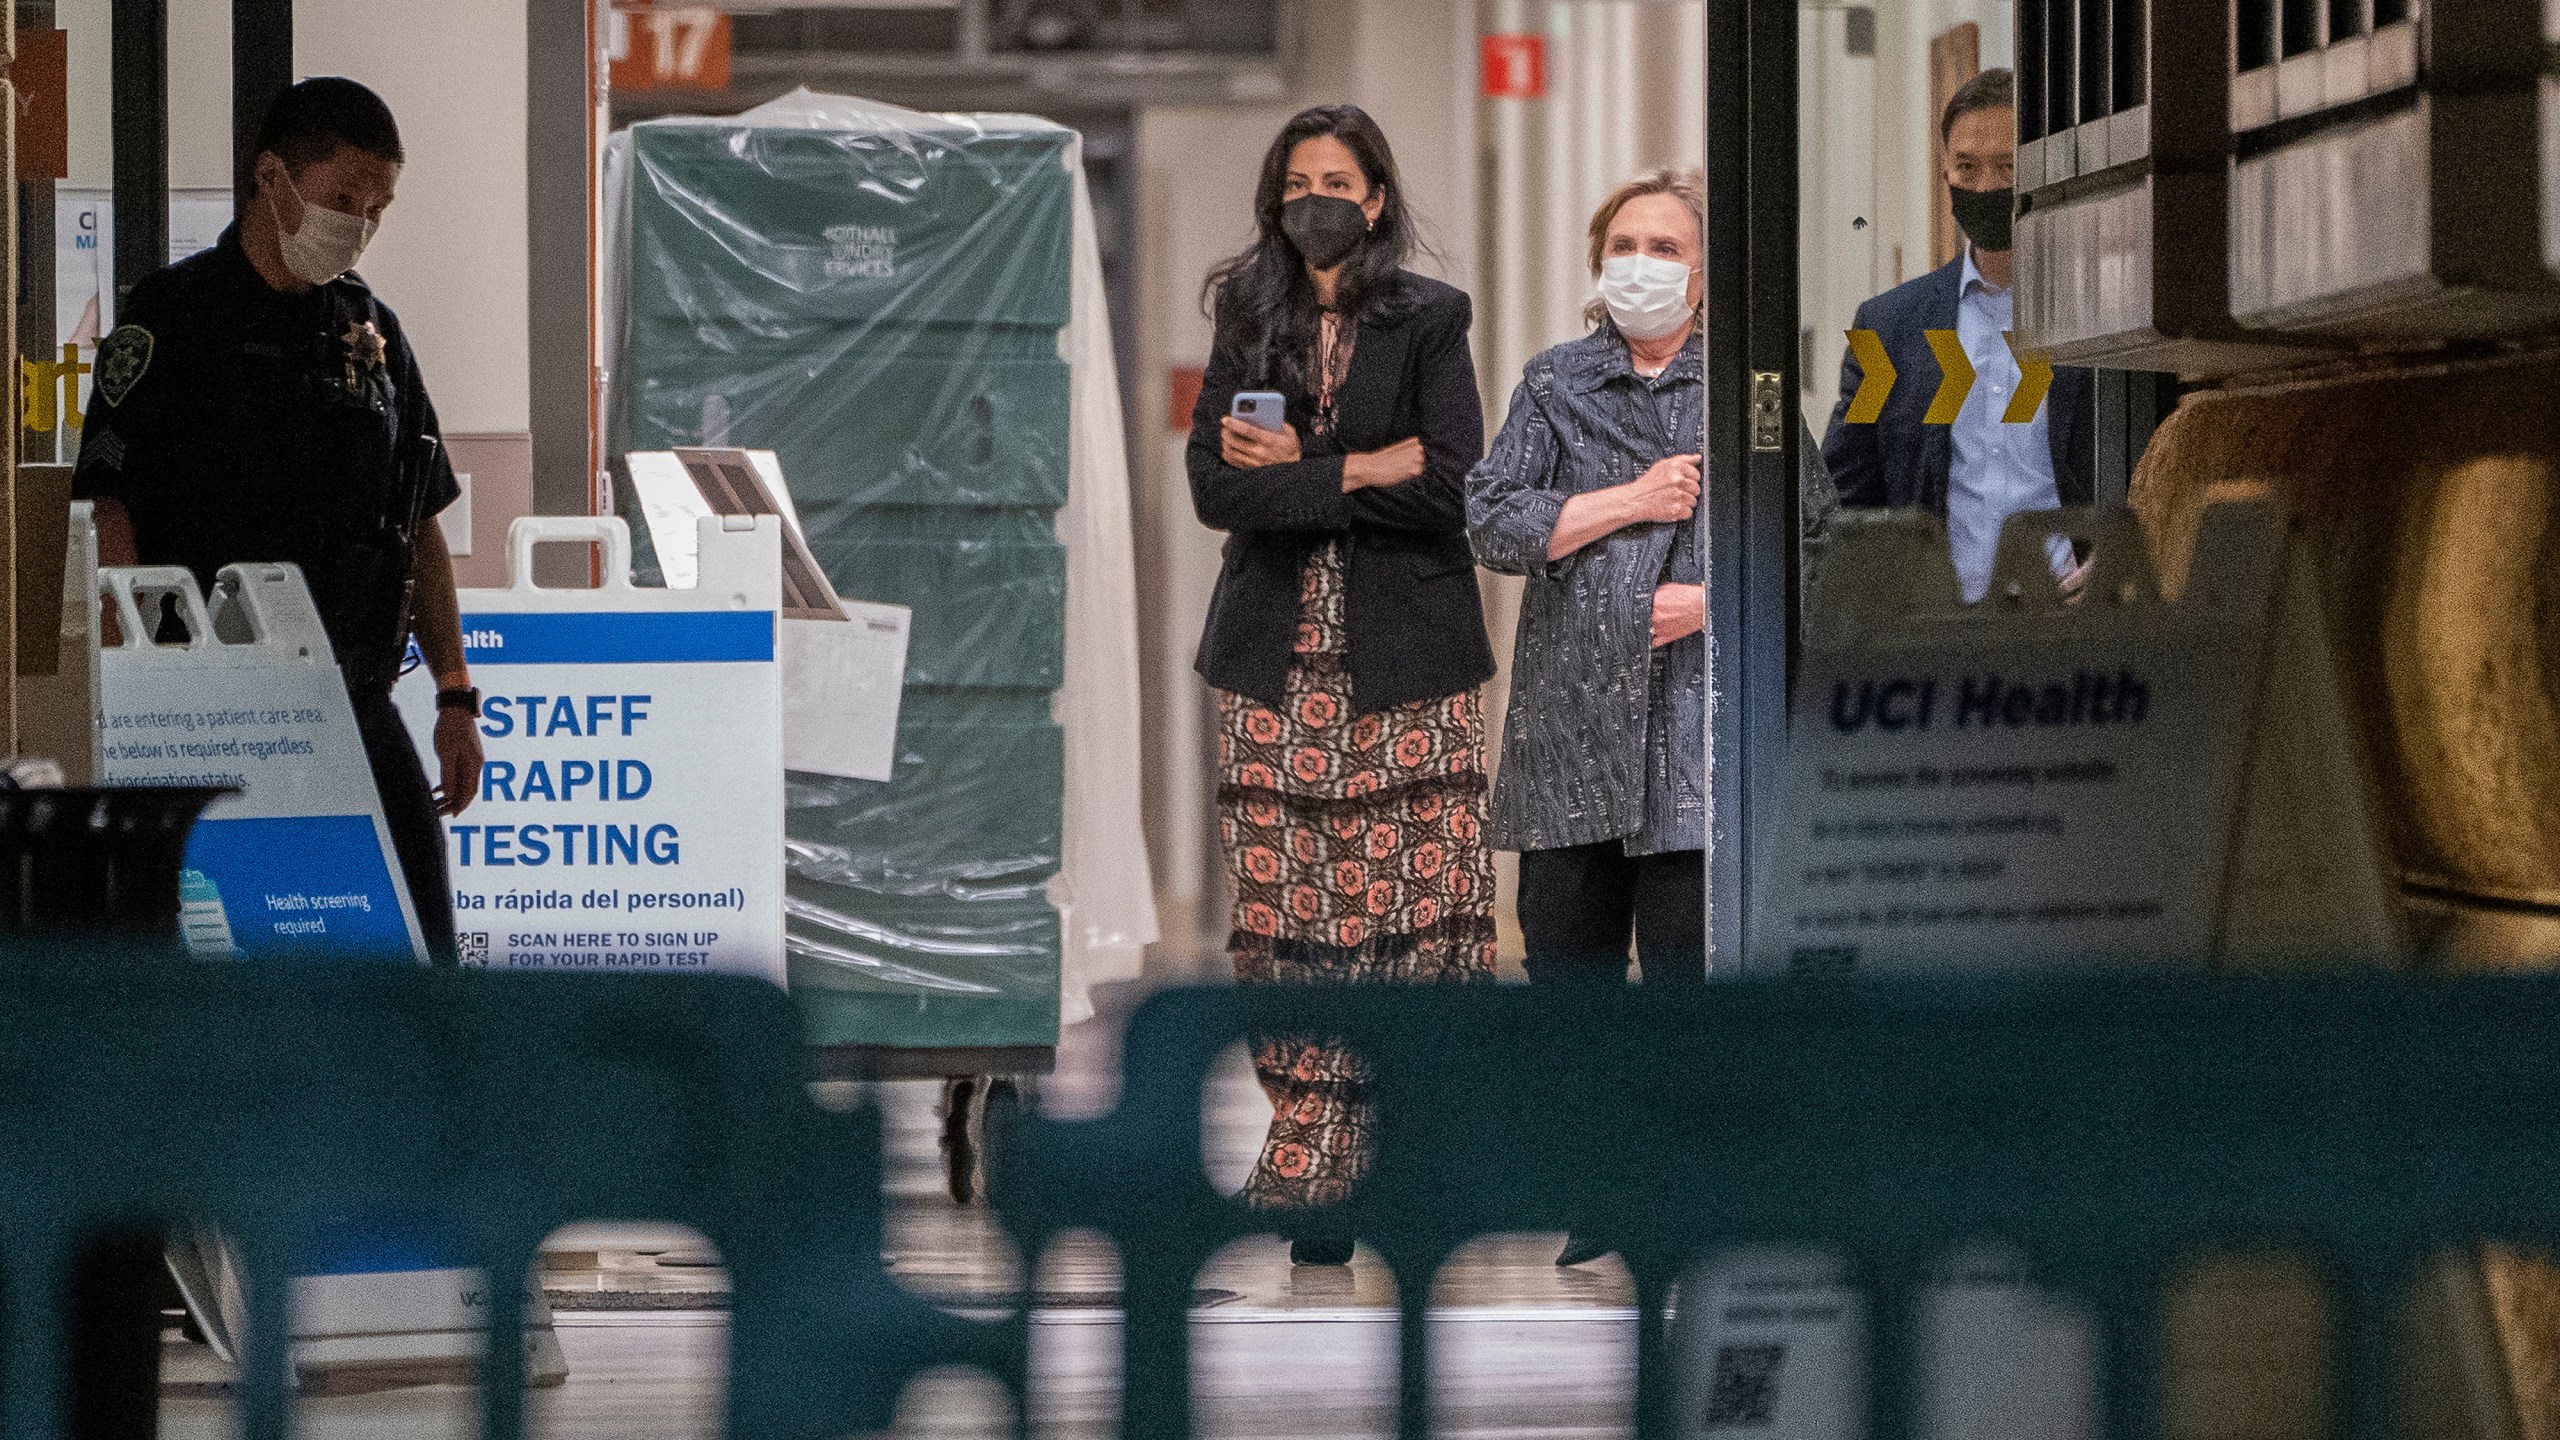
[1750,371,1785,452]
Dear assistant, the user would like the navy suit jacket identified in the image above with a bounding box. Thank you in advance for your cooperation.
[1818,255,2093,518]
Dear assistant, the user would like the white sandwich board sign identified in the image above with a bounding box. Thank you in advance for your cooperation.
[1708,498,2399,1440]
[1673,1253,2095,1440]
[95,561,427,963]
[90,555,562,1385]
[1752,498,2401,974]
[167,1227,569,1392]
[396,515,786,982]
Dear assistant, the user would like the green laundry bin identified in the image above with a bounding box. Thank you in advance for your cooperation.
[623,323,1071,511]
[820,510,1066,690]
[623,122,1074,330]
[787,887,1062,1054]
[785,711,1064,894]
[614,98,1078,1063]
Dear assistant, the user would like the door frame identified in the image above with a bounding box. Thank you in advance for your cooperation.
[1702,0,1799,968]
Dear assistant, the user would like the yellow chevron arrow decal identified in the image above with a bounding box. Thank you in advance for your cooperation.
[1842,329,1896,424]
[1922,328,1973,426]
[2002,330,2052,423]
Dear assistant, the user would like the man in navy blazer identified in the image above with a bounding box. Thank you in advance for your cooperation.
[1820,68,2093,602]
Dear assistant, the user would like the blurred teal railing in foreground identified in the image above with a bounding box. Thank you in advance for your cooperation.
[0,948,2551,1439]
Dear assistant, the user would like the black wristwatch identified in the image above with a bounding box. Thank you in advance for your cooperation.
[436,685,482,717]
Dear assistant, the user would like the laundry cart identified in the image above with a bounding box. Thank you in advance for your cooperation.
[611,92,1077,1136]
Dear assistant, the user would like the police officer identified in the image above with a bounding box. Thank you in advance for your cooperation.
[75,77,480,963]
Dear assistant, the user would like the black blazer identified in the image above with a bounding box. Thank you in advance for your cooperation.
[1189,271,1496,713]
[1819,254,2095,516]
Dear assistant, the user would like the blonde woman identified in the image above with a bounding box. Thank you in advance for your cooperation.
[1468,169,1707,1264]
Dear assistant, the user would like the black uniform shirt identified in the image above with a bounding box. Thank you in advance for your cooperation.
[72,224,459,685]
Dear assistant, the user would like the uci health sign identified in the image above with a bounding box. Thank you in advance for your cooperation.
[1753,500,2401,974]
[399,516,784,983]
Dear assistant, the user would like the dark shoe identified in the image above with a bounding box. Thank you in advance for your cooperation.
[1556,1232,1617,1268]
[939,1077,978,1205]
[1289,1213,1354,1266]
[1290,1234,1354,1266]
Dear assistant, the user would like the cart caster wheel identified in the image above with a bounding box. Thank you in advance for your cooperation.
[941,1077,979,1205]
[941,1075,1028,1207]
[974,1077,1025,1205]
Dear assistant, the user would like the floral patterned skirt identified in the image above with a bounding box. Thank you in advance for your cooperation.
[1216,549,1496,1212]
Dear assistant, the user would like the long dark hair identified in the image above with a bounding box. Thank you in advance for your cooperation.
[1200,105,1419,397]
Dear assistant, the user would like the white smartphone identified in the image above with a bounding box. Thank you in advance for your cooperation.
[1230,391,1287,432]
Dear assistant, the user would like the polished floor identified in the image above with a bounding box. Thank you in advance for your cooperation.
[152,997,1649,1440]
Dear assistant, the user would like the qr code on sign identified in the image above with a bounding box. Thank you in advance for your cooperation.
[1704,1344,1787,1428]
[456,932,490,968]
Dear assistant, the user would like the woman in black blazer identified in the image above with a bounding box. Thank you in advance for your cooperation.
[1187,104,1496,1266]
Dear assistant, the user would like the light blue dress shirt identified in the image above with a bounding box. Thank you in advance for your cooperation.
[1947,247,2069,602]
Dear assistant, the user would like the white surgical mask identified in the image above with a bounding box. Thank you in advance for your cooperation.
[1597,253,1698,342]
[270,171,377,286]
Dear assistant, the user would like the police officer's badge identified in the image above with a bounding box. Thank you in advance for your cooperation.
[341,319,388,391]
[95,325,153,407]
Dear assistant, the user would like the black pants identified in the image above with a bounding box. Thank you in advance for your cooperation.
[350,686,457,966]
[1517,843,1705,986]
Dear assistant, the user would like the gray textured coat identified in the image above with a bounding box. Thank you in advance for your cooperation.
[1467,327,1704,854]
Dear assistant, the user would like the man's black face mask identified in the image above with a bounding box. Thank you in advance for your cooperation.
[1949,184,2014,254]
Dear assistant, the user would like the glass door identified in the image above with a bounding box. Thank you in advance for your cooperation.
[1713,0,2176,966]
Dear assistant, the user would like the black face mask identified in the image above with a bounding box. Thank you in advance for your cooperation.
[1948,184,2014,253]
[1281,194,1371,270]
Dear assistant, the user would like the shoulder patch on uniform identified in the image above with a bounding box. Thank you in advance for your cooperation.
[95,325,154,407]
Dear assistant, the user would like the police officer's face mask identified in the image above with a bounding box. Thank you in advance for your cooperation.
[270,170,378,287]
